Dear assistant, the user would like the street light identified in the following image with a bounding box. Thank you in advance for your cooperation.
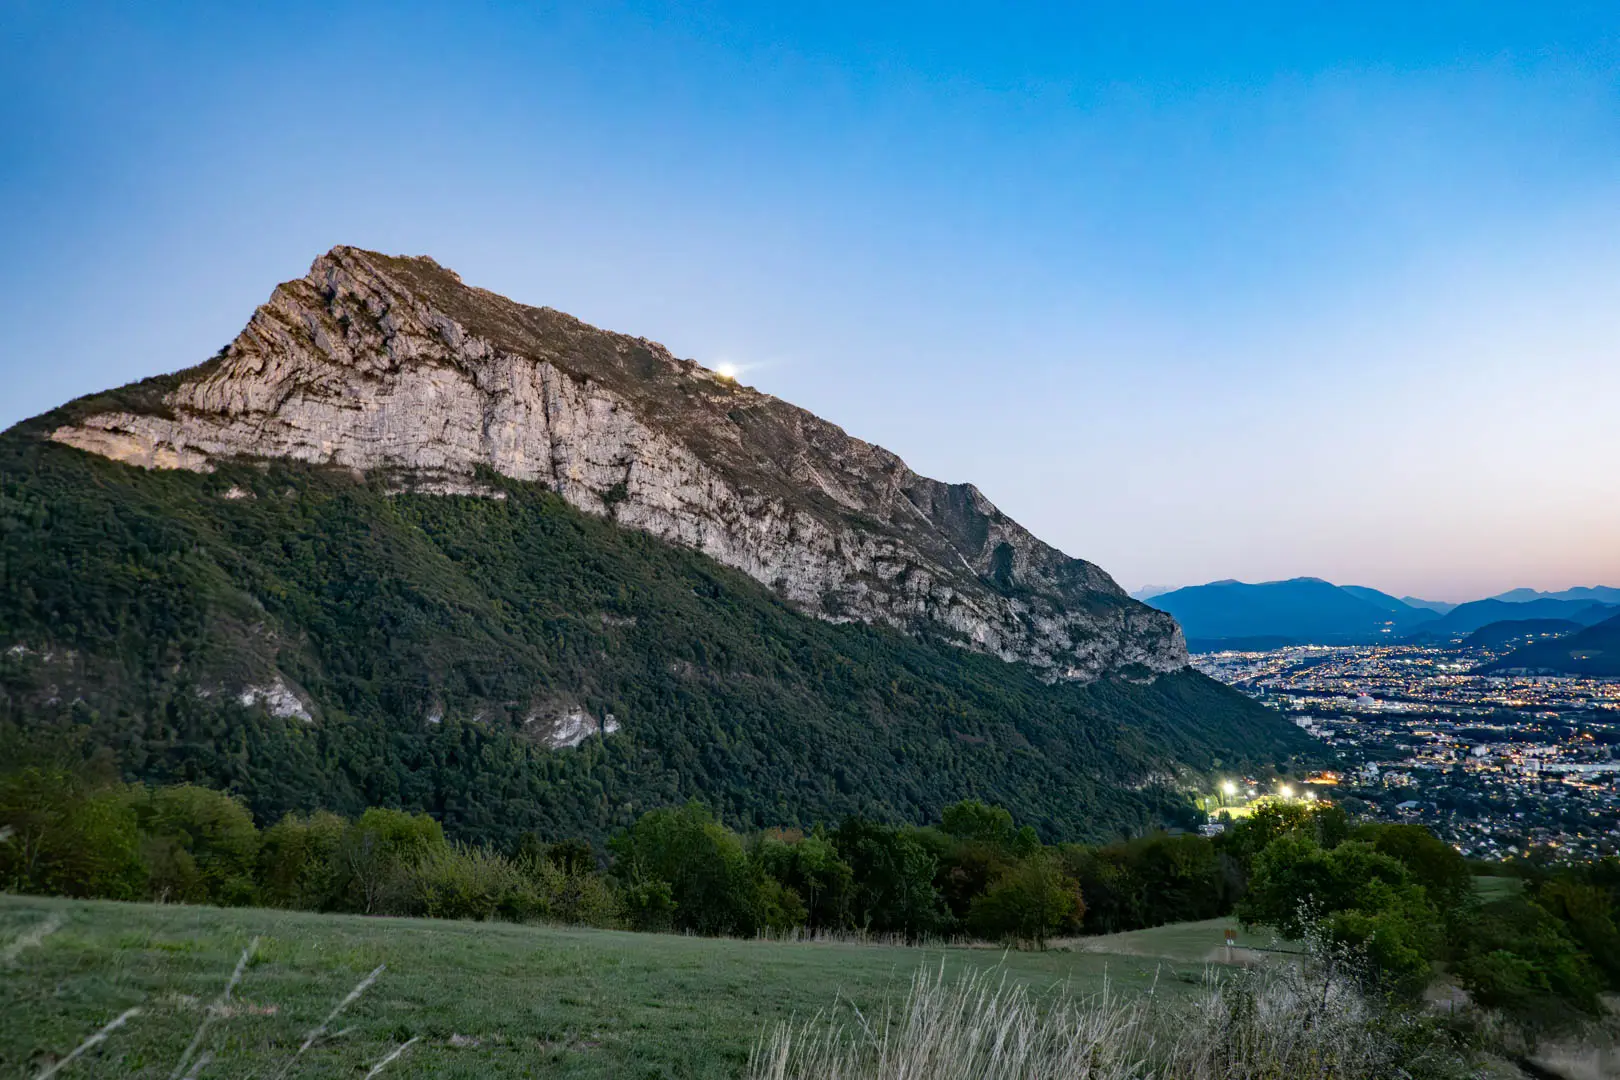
[1279,785,1294,799]
[1222,780,1238,796]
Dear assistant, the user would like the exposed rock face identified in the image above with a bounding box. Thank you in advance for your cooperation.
[52,247,1187,682]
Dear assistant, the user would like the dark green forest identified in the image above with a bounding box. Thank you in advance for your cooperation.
[1,413,1314,849]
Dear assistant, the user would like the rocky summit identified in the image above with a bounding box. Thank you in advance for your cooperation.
[51,246,1186,684]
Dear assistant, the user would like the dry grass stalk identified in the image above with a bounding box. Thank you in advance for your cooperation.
[750,953,1429,1080]
[363,1036,421,1078]
[750,961,1156,1080]
[33,1006,141,1080]
[2,913,63,966]
[273,963,386,1079]
[170,936,260,1079]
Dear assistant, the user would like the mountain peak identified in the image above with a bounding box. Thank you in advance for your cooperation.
[45,248,1184,682]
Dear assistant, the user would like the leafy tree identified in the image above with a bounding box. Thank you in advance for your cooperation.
[1454,897,1603,1027]
[1239,836,1442,994]
[1356,822,1472,912]
[340,807,446,914]
[610,803,758,935]
[1058,832,1235,934]
[0,767,144,899]
[259,810,349,909]
[940,800,1016,846]
[834,818,947,939]
[134,784,261,905]
[752,829,853,931]
[1530,878,1620,990]
[1221,801,1348,874]
[967,852,1084,947]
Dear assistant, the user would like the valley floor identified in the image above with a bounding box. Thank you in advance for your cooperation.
[1,895,1224,1079]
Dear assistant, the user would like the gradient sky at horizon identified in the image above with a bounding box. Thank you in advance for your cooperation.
[3,2,1618,601]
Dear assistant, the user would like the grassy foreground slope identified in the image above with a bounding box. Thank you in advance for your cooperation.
[0,427,1313,846]
[0,895,1196,1079]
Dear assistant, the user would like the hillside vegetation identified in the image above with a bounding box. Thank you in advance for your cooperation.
[0,429,1311,847]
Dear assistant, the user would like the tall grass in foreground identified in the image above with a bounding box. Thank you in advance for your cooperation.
[749,954,1472,1080]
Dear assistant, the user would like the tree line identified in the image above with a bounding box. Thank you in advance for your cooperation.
[5,760,1618,1037]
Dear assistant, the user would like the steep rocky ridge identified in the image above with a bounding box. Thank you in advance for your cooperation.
[50,246,1185,682]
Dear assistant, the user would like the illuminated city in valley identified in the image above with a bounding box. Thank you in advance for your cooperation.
[1195,641,1620,860]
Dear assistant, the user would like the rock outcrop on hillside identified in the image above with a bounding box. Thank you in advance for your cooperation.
[51,247,1186,682]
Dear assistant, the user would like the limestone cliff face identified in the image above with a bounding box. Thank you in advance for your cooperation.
[51,247,1187,682]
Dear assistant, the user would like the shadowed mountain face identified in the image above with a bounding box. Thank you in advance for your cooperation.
[1463,619,1581,650]
[48,246,1184,684]
[1478,614,1620,677]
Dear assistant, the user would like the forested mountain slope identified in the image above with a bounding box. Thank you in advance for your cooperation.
[1,247,1315,845]
[0,436,1309,844]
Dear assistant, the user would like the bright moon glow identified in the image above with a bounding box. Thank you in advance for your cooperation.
[715,363,739,379]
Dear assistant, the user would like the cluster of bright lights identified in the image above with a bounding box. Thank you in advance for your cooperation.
[1216,779,1320,803]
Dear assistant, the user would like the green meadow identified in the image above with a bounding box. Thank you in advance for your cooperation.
[2,895,1215,1079]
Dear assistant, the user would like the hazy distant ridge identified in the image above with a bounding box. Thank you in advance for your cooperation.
[1147,577,1620,650]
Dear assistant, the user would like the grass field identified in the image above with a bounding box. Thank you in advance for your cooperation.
[1057,917,1293,966]
[1472,875,1525,901]
[1,895,1216,1079]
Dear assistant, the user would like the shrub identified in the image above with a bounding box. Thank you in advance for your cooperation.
[1453,897,1603,1028]
[339,807,446,913]
[520,852,624,927]
[386,842,535,921]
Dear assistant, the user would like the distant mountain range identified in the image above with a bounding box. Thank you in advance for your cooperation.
[1407,598,1619,639]
[1491,586,1620,605]
[1400,596,1456,616]
[1147,578,1434,650]
[1129,585,1179,602]
[1477,613,1620,678]
[1143,578,1620,652]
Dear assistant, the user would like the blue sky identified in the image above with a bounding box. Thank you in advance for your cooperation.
[3,2,1618,599]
